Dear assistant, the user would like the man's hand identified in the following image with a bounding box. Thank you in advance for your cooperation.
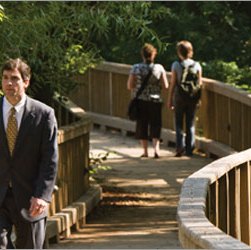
[29,197,48,217]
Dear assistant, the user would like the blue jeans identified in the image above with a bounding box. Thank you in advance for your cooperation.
[174,97,197,155]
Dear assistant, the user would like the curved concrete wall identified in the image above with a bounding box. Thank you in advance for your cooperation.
[177,148,251,249]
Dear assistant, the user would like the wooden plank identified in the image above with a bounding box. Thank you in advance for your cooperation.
[215,94,230,145]
[90,69,110,115]
[112,73,130,119]
[240,162,251,245]
[235,166,241,240]
[208,182,217,226]
[215,180,219,227]
[195,87,206,137]
[226,172,230,235]
[163,75,174,130]
[230,99,243,151]
[229,168,236,237]
[219,175,227,233]
[206,186,210,219]
[70,73,90,111]
[203,90,217,140]
[243,104,251,150]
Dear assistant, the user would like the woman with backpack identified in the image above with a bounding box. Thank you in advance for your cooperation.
[167,40,202,157]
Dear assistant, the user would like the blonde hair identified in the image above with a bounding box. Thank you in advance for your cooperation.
[141,43,157,63]
[176,40,194,59]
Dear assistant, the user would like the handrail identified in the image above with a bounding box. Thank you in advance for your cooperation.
[202,77,251,106]
[177,148,251,249]
[71,61,251,152]
[95,62,251,106]
[45,93,94,243]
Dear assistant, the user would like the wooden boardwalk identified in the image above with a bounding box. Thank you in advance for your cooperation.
[51,128,213,249]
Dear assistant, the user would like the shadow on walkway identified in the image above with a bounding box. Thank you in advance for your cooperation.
[51,128,213,249]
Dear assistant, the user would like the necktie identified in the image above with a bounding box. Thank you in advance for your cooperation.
[6,107,18,156]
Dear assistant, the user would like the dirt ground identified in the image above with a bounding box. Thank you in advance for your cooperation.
[51,128,213,249]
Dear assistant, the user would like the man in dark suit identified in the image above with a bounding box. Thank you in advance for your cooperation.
[0,58,58,248]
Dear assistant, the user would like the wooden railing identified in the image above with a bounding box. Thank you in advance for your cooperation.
[70,61,251,152]
[42,93,100,245]
[177,148,251,249]
[68,61,251,248]
[49,92,92,216]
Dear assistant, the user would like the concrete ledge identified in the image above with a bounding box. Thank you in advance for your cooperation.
[177,148,251,249]
[195,136,237,158]
[46,184,102,244]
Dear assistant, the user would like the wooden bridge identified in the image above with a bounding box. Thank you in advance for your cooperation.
[50,127,213,249]
[45,61,251,248]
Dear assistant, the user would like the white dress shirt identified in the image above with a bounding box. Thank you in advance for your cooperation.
[3,95,27,131]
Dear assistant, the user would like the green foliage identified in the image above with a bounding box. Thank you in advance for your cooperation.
[83,2,251,92]
[0,2,102,104]
[0,4,7,22]
[88,151,112,175]
[236,68,251,92]
[203,61,241,84]
[203,60,251,92]
[0,2,171,103]
[64,45,100,74]
[0,1,251,99]
[92,2,172,64]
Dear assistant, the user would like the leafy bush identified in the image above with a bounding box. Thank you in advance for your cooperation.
[0,5,5,21]
[203,60,241,84]
[1,1,251,99]
[203,60,251,92]
[0,2,167,104]
[236,67,251,92]
[0,2,102,104]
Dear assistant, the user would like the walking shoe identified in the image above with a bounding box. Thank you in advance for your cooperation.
[185,152,193,157]
[175,152,182,157]
[175,148,185,157]
[154,153,160,159]
[140,154,148,158]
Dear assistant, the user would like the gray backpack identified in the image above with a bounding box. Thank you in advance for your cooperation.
[178,62,201,101]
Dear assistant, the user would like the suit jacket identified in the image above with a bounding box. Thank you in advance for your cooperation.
[0,95,58,220]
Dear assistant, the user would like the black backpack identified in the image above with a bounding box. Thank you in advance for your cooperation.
[177,61,201,101]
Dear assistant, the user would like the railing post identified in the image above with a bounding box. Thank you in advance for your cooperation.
[208,182,217,225]
[215,180,219,227]
[235,166,241,240]
[109,71,113,116]
[229,168,236,237]
[88,69,92,111]
[219,175,228,233]
[240,162,251,245]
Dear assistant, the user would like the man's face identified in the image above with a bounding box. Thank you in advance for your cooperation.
[2,68,29,103]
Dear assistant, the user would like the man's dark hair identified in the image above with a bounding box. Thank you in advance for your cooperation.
[2,58,31,81]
